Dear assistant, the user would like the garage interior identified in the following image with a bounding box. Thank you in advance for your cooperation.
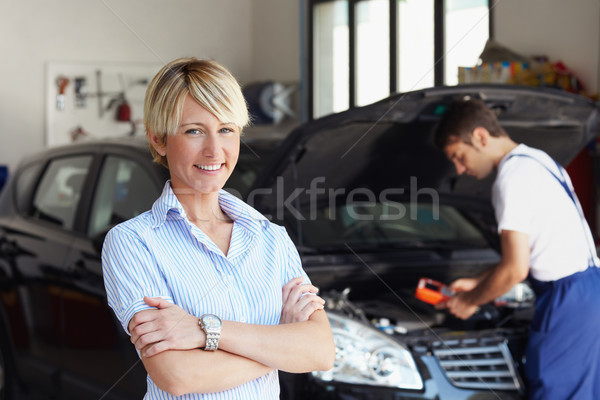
[0,1,600,399]
[1,0,598,240]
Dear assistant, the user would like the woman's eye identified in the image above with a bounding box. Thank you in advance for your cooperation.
[220,127,235,134]
[185,128,203,135]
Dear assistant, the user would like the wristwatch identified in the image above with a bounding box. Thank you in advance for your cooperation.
[199,314,222,351]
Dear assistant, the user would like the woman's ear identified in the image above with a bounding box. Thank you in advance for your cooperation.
[147,131,167,156]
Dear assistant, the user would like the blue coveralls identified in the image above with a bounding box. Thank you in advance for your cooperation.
[512,155,600,399]
[526,267,600,399]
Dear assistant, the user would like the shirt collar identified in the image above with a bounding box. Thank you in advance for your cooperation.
[499,143,528,169]
[151,181,268,234]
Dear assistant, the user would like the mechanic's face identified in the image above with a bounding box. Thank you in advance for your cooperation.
[444,137,494,180]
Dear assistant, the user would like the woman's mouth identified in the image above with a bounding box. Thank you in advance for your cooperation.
[196,164,222,171]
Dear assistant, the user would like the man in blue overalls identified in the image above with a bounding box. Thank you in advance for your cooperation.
[434,97,600,399]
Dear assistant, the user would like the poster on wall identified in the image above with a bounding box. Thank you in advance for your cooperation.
[45,62,162,147]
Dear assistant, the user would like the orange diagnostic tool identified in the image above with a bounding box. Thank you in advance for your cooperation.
[415,277,453,305]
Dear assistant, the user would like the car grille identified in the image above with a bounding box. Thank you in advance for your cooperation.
[432,337,523,392]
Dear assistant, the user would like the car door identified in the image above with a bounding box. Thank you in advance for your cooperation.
[0,154,94,395]
[58,151,165,399]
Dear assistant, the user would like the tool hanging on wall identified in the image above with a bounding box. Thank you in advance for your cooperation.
[94,71,132,122]
[96,70,105,118]
[116,95,131,122]
[115,74,131,122]
[74,77,87,108]
[56,76,69,110]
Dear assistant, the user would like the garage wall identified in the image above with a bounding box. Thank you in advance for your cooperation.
[0,0,255,170]
[251,0,301,82]
[494,0,600,97]
[0,0,598,172]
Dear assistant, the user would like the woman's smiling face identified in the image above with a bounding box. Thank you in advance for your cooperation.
[150,94,241,196]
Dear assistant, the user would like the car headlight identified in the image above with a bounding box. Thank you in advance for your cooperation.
[312,312,423,390]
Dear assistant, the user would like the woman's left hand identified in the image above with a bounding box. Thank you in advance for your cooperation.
[280,277,325,324]
[129,296,205,357]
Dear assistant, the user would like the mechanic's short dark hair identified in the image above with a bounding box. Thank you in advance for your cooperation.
[434,97,508,149]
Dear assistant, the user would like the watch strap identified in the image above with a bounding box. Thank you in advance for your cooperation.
[204,331,219,351]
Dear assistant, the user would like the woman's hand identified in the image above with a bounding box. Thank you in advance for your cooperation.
[129,296,205,357]
[280,277,325,324]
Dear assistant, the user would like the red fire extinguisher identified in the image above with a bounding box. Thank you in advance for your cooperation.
[116,94,131,122]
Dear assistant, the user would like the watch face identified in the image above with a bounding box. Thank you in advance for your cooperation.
[203,315,221,328]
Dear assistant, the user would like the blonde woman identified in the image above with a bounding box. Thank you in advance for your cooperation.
[102,57,335,399]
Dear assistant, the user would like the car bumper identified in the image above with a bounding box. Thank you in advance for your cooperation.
[282,354,524,400]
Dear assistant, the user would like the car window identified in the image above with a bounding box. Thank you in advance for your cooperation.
[296,202,488,249]
[31,155,93,230]
[88,155,159,237]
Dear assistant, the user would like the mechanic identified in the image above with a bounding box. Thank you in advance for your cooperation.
[434,97,600,400]
[102,57,335,399]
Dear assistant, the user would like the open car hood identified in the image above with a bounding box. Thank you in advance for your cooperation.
[251,85,599,214]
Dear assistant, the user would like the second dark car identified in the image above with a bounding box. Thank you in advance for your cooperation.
[247,84,598,400]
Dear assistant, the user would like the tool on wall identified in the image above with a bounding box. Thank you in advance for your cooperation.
[74,77,87,108]
[115,74,131,122]
[96,70,105,118]
[94,71,133,122]
[56,76,69,110]
[116,96,131,122]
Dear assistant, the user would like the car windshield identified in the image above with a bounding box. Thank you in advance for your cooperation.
[286,201,488,250]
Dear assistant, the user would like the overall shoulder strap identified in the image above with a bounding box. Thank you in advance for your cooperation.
[507,153,597,267]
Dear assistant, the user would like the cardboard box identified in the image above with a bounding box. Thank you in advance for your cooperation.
[458,61,529,84]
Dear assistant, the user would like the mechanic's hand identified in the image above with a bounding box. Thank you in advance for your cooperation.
[129,296,204,357]
[436,292,479,320]
[280,277,325,324]
[449,277,479,293]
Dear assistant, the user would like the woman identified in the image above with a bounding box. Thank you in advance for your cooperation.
[102,57,335,399]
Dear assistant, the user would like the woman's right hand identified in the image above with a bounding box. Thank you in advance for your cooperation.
[280,277,325,324]
[129,296,205,357]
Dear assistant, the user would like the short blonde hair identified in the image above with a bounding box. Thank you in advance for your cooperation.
[144,57,250,167]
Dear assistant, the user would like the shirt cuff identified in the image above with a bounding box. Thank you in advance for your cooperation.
[121,296,174,335]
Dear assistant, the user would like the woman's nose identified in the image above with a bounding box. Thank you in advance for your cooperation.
[202,134,220,157]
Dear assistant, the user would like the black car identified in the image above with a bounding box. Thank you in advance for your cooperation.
[0,85,597,399]
[0,136,279,399]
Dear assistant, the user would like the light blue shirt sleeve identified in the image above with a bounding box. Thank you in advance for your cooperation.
[278,225,312,286]
[102,223,174,335]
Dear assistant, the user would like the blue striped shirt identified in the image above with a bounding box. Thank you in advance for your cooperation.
[102,182,309,399]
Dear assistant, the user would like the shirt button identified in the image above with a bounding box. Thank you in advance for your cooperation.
[240,316,247,323]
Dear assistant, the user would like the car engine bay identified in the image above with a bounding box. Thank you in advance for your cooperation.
[313,285,534,395]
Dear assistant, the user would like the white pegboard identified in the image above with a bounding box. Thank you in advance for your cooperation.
[45,62,162,147]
